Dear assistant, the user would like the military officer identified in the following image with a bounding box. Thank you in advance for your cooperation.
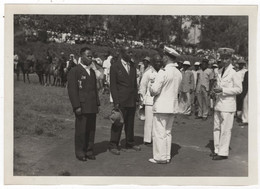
[67,47,100,161]
[149,46,182,164]
[211,48,242,160]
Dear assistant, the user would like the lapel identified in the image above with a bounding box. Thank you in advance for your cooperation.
[118,59,130,78]
[221,64,232,79]
[78,64,90,78]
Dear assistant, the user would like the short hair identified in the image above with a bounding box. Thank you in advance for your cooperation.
[80,47,91,56]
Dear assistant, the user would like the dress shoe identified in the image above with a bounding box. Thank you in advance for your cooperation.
[144,142,152,147]
[125,145,141,151]
[109,148,120,155]
[212,155,228,160]
[76,156,87,162]
[195,116,202,119]
[202,117,208,121]
[148,158,167,164]
[209,152,217,157]
[86,155,96,160]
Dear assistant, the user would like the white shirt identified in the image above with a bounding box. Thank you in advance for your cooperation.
[103,56,112,75]
[80,63,91,75]
[121,59,130,74]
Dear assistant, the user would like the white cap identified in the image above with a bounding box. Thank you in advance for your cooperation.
[173,63,179,67]
[183,61,191,66]
[194,62,200,66]
[164,46,180,57]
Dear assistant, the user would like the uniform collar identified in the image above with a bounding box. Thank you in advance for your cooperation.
[121,59,130,66]
[80,63,91,70]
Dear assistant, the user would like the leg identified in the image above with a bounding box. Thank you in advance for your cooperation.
[152,113,168,161]
[144,105,153,143]
[124,107,136,148]
[27,72,30,83]
[213,111,221,154]
[197,91,203,117]
[75,114,87,159]
[218,112,235,156]
[201,87,209,118]
[242,93,248,123]
[166,114,174,160]
[85,113,96,156]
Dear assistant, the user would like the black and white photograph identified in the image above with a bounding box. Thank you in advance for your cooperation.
[3,4,258,186]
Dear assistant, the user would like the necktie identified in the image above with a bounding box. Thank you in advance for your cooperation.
[221,67,225,77]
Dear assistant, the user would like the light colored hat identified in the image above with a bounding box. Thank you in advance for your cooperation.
[212,63,218,68]
[70,54,74,57]
[183,61,191,66]
[164,46,180,58]
[143,56,151,62]
[194,62,200,66]
[173,63,179,67]
[218,47,235,58]
[109,109,124,126]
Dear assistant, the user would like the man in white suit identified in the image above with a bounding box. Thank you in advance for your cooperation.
[211,48,242,160]
[149,46,182,164]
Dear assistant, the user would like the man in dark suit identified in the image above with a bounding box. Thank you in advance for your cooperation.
[67,47,100,161]
[109,46,141,155]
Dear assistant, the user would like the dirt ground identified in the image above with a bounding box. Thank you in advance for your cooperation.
[13,74,248,177]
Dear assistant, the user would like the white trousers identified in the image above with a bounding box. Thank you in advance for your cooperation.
[178,92,191,115]
[152,113,174,161]
[144,105,153,143]
[214,111,235,156]
[197,87,209,118]
[242,93,248,123]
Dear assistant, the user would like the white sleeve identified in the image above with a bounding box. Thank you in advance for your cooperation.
[150,70,165,97]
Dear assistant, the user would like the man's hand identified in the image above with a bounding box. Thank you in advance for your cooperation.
[75,107,82,116]
[213,87,223,94]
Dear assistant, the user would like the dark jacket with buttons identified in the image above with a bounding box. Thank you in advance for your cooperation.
[110,59,138,107]
[67,64,100,114]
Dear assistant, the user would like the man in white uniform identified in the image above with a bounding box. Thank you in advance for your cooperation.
[139,54,163,146]
[211,48,242,160]
[149,46,182,164]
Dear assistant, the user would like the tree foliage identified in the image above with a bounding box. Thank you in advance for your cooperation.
[200,16,248,57]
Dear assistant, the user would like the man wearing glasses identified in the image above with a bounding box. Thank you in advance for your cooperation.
[67,47,100,161]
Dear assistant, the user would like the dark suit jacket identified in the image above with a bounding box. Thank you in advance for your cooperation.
[110,59,138,107]
[67,64,100,114]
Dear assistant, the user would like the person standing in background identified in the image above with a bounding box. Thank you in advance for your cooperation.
[178,61,194,116]
[139,54,163,146]
[196,59,214,120]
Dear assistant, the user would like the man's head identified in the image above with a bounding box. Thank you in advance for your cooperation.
[237,59,247,70]
[217,59,224,69]
[143,56,151,68]
[80,47,93,66]
[69,54,74,59]
[182,61,191,71]
[120,46,132,63]
[218,48,234,68]
[194,62,200,71]
[201,59,209,70]
[162,46,180,66]
[152,54,163,72]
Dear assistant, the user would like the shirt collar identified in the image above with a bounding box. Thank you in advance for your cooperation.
[80,63,91,70]
[121,59,130,66]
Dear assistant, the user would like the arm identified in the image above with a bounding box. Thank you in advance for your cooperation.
[92,69,100,106]
[67,68,80,111]
[190,71,194,92]
[139,71,149,102]
[240,71,248,98]
[109,65,119,105]
[150,70,165,97]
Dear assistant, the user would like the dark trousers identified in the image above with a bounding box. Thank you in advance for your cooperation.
[109,107,136,149]
[75,113,96,158]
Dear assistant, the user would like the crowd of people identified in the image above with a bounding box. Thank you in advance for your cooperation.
[62,44,248,163]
